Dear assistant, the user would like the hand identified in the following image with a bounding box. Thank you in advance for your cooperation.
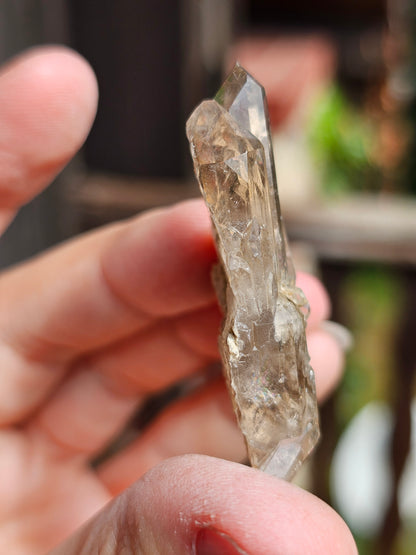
[0,47,356,554]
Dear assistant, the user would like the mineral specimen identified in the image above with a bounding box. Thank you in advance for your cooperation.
[186,64,319,480]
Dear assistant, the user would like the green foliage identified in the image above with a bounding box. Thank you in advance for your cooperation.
[307,87,380,195]
[336,266,404,429]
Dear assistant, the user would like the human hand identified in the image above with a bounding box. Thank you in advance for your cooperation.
[0,47,356,554]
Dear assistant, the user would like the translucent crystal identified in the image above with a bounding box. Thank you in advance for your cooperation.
[186,64,319,480]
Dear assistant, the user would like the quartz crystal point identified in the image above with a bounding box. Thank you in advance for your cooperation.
[186,64,319,480]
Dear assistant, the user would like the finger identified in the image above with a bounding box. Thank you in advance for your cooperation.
[308,327,344,401]
[52,455,357,554]
[1,213,323,370]
[97,379,245,494]
[0,429,111,554]
[84,302,220,396]
[29,305,221,458]
[0,46,97,230]
[0,200,216,423]
[296,271,331,328]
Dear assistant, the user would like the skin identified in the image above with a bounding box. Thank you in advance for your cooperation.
[0,47,357,554]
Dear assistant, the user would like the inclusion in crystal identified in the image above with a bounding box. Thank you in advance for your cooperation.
[186,64,319,480]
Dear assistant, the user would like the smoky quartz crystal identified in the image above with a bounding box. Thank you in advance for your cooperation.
[186,64,319,480]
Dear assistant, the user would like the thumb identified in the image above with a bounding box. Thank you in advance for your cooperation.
[50,455,357,554]
[0,46,97,234]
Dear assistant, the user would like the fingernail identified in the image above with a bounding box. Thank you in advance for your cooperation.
[195,527,248,555]
[320,320,354,352]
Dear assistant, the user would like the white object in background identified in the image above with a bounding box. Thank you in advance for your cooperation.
[331,400,416,537]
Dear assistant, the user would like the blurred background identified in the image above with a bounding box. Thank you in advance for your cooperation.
[0,1,415,553]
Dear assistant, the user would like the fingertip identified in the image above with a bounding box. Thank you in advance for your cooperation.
[309,328,345,401]
[157,199,217,271]
[101,199,217,318]
[0,45,98,207]
[165,198,213,236]
[296,271,331,327]
[132,455,357,554]
[10,45,98,146]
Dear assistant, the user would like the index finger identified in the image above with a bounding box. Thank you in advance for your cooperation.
[0,200,217,423]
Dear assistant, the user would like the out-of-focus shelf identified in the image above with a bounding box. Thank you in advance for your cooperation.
[67,173,416,265]
[285,194,416,265]
[66,173,198,222]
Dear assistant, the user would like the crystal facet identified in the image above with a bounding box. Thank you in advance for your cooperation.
[186,64,319,480]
